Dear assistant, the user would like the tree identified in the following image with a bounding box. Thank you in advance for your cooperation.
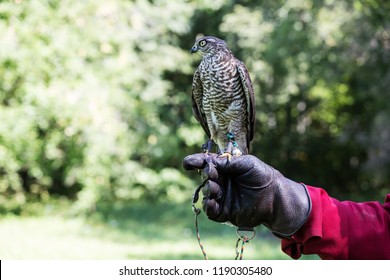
[1,0,389,214]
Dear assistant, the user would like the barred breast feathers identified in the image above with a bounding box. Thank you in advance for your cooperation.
[190,35,255,154]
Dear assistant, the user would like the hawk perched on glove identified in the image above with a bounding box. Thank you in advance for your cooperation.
[191,36,255,157]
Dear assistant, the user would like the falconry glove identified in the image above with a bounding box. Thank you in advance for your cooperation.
[183,153,312,237]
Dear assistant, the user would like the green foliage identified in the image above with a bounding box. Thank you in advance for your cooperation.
[0,0,389,214]
[0,0,194,212]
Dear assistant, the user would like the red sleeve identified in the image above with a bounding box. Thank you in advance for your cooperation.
[281,186,390,259]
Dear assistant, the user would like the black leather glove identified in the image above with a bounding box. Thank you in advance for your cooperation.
[183,153,312,237]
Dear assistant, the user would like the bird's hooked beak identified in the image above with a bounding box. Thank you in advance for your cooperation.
[190,45,198,54]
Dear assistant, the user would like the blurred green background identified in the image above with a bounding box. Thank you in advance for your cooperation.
[0,0,389,259]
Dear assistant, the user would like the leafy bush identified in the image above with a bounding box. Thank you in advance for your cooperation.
[1,0,389,214]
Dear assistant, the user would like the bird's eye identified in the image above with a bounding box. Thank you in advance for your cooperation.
[199,40,207,47]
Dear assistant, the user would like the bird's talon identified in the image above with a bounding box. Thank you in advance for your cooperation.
[218,152,232,163]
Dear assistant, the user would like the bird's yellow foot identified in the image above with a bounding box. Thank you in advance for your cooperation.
[219,148,242,163]
[218,152,232,163]
[219,138,234,163]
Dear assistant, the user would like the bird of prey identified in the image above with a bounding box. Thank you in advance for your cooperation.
[190,36,255,158]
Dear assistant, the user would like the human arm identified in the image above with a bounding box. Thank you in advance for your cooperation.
[282,186,390,259]
[183,153,390,259]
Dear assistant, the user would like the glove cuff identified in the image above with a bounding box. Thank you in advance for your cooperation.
[269,182,312,238]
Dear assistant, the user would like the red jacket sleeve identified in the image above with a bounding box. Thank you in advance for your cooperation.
[281,186,390,259]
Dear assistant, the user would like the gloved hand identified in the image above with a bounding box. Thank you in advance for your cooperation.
[183,153,312,237]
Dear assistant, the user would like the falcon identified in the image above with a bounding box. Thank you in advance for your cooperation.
[190,36,255,158]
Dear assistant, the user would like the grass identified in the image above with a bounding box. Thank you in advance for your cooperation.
[0,200,319,260]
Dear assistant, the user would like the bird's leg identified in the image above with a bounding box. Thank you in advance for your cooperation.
[202,139,214,154]
[218,132,236,162]
[198,139,214,176]
[231,141,242,156]
[227,132,243,156]
[220,141,233,162]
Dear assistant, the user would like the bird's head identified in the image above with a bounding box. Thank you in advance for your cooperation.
[190,36,231,57]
